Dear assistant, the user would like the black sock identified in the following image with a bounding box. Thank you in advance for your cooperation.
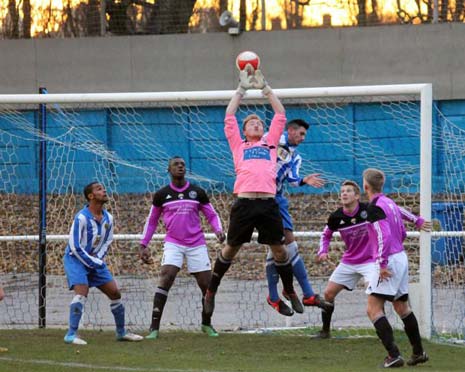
[201,290,212,326]
[322,301,334,332]
[373,316,400,357]
[208,253,232,293]
[274,261,294,295]
[201,298,211,326]
[150,287,168,331]
[402,312,423,355]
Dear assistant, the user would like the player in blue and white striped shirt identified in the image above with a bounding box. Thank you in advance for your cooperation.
[265,119,332,315]
[63,182,142,345]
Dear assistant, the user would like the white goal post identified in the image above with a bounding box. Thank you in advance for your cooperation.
[1,83,457,342]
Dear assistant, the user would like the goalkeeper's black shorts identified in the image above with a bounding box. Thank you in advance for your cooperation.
[226,197,284,246]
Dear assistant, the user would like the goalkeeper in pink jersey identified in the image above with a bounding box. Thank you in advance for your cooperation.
[139,156,225,339]
[363,168,431,368]
[204,66,297,316]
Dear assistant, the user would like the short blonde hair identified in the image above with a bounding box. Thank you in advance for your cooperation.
[341,180,361,195]
[363,168,385,193]
[242,114,263,130]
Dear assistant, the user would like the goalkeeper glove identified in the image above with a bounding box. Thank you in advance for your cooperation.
[252,70,272,96]
[237,65,254,96]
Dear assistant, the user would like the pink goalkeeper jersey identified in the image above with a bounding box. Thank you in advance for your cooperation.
[224,113,286,194]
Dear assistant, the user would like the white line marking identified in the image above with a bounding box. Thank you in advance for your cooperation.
[0,357,229,372]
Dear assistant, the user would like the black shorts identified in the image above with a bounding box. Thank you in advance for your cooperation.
[227,198,284,246]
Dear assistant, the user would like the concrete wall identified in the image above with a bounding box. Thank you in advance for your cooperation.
[1,23,464,99]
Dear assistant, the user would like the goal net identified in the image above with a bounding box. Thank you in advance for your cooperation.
[0,85,463,343]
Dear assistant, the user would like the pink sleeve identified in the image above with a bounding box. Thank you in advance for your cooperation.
[265,113,286,146]
[373,219,391,269]
[224,114,242,151]
[200,203,223,233]
[399,206,425,229]
[140,205,162,247]
[318,225,333,256]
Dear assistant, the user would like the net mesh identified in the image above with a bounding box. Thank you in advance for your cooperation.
[0,90,463,342]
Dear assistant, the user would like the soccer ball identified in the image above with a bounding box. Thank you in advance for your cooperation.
[235,51,260,71]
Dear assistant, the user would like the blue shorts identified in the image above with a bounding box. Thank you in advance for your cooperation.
[275,194,293,231]
[63,254,114,290]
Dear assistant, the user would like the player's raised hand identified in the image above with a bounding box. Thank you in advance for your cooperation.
[303,173,325,188]
[251,69,272,95]
[139,245,154,265]
[237,65,255,95]
[215,231,226,243]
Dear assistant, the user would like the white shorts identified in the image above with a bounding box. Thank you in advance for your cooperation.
[161,242,211,273]
[366,251,409,301]
[329,261,377,291]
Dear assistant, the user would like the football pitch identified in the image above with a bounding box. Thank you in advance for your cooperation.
[0,329,464,372]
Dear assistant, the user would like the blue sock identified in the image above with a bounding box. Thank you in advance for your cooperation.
[266,260,280,302]
[287,241,314,298]
[111,299,125,336]
[67,295,86,336]
[292,256,314,298]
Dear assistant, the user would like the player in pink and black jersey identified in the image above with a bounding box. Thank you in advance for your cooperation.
[317,180,386,338]
[139,156,225,339]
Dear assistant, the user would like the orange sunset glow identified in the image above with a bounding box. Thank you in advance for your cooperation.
[0,0,460,37]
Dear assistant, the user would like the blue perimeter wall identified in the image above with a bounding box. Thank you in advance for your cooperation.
[1,100,464,195]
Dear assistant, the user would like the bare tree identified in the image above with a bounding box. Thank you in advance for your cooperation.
[440,0,449,21]
[106,0,133,35]
[22,0,31,38]
[284,0,310,29]
[249,1,260,30]
[357,0,367,26]
[86,0,101,36]
[219,0,228,15]
[7,0,19,38]
[368,0,380,24]
[146,0,197,34]
[239,0,246,31]
[396,0,434,23]
[454,0,465,21]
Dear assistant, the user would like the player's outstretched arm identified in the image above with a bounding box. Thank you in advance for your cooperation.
[226,66,253,116]
[266,88,285,114]
[253,70,284,114]
[225,91,242,116]
[419,220,432,231]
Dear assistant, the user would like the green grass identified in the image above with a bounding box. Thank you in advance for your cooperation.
[0,329,464,372]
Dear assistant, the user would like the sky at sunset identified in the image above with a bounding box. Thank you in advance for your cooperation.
[0,0,429,36]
